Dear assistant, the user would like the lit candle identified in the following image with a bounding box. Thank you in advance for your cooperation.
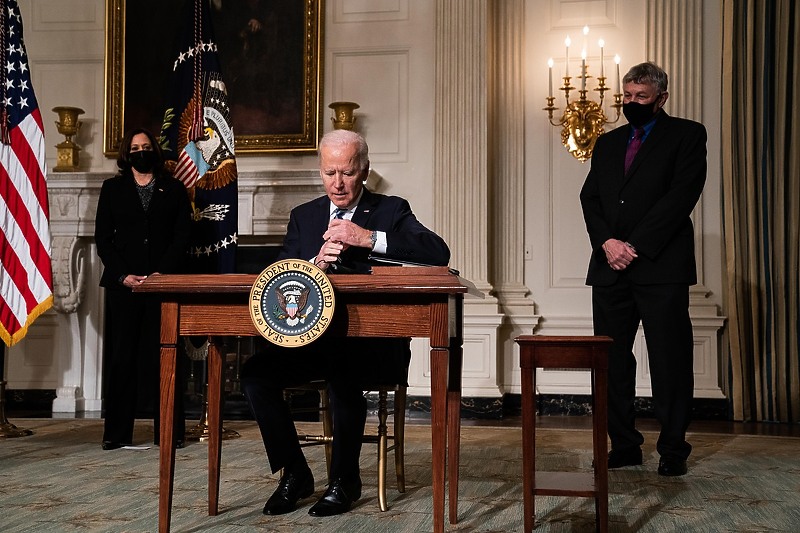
[565,36,571,77]
[581,49,586,91]
[598,39,605,78]
[614,54,621,93]
[547,58,554,97]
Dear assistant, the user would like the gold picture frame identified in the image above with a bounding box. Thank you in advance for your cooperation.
[104,0,324,156]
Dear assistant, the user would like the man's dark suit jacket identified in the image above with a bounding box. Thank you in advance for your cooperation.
[273,188,450,385]
[580,112,707,286]
[279,188,450,269]
[95,173,192,289]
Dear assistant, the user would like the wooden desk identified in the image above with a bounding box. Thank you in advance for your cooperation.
[135,267,478,533]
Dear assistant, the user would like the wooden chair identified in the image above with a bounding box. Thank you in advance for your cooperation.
[285,382,407,511]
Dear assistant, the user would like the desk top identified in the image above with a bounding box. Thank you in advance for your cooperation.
[135,266,481,297]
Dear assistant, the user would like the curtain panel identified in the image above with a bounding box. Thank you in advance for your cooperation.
[721,0,800,422]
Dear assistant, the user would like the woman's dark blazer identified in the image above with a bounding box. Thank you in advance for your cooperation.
[580,112,707,286]
[94,172,192,289]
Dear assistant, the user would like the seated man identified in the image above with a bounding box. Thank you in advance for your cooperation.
[241,129,450,517]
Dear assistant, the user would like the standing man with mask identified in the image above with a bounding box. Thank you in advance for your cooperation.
[580,62,707,476]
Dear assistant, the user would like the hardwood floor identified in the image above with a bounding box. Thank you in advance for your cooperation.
[453,414,800,438]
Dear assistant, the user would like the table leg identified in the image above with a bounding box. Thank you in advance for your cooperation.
[520,354,535,533]
[430,346,448,533]
[593,363,609,533]
[447,341,463,524]
[158,300,180,533]
[207,337,223,516]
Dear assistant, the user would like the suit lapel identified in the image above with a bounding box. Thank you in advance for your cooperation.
[352,189,379,227]
[622,112,671,186]
[313,196,331,233]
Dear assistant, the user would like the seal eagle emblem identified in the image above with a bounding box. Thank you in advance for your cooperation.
[249,260,335,347]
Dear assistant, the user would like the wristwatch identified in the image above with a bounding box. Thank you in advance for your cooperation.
[370,230,377,248]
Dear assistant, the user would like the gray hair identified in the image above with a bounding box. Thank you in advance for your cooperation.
[622,62,668,94]
[318,130,369,170]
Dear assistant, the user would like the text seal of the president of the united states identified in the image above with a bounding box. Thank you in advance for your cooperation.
[249,259,335,347]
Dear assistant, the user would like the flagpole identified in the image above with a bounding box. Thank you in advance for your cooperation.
[0,344,34,438]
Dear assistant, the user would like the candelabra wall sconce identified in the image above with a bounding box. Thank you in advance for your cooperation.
[329,101,360,130]
[543,27,623,162]
[52,106,85,171]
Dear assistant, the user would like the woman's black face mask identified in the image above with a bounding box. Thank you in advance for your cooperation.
[129,150,156,173]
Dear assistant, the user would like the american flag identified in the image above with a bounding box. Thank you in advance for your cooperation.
[0,0,53,347]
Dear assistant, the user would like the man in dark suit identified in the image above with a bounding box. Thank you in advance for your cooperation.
[241,129,450,517]
[580,62,706,477]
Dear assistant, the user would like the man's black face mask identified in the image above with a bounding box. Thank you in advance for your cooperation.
[623,99,660,128]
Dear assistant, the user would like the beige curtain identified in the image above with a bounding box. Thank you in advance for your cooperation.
[721,0,800,422]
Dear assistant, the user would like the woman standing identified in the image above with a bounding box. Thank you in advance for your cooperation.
[94,128,191,449]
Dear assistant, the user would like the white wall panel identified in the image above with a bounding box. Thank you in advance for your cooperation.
[334,0,408,23]
[330,50,409,161]
[33,61,104,172]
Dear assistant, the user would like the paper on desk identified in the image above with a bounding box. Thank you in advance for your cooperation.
[121,445,151,450]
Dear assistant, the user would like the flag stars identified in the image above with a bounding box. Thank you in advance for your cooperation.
[6,61,15,73]
[17,97,28,108]
[18,79,28,91]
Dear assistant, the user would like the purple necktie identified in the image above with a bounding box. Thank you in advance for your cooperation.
[624,128,645,174]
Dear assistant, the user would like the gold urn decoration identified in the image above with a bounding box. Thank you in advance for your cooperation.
[52,106,85,171]
[329,101,360,130]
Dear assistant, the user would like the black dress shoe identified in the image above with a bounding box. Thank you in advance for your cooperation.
[101,441,127,450]
[658,456,688,476]
[263,467,315,515]
[308,478,362,517]
[607,447,643,468]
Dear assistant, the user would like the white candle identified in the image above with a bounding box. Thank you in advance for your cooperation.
[598,39,605,78]
[565,36,571,77]
[547,58,554,97]
[581,50,586,91]
[614,54,621,93]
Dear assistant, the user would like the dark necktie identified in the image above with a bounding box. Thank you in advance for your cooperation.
[333,208,347,219]
[624,128,645,174]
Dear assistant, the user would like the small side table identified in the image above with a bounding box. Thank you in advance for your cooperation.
[515,335,612,533]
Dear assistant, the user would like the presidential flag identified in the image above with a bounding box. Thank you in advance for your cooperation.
[0,0,53,347]
[161,0,238,274]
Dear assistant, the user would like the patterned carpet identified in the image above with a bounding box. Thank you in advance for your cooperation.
[1,418,799,532]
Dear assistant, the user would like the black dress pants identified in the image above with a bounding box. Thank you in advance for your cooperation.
[241,336,410,482]
[592,277,694,461]
[102,289,185,445]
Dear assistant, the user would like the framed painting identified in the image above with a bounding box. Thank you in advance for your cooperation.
[104,0,324,156]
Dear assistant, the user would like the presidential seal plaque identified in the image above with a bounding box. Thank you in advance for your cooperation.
[249,259,336,347]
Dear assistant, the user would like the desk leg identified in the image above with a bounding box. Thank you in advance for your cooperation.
[207,337,223,516]
[158,302,179,533]
[447,341,462,524]
[430,346,448,533]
